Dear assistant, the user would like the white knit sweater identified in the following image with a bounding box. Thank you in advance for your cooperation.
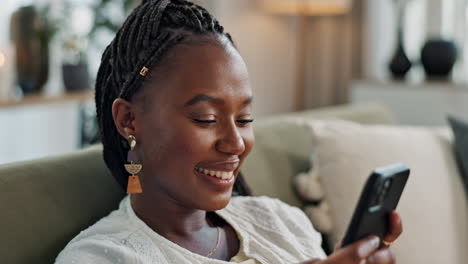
[55,195,327,264]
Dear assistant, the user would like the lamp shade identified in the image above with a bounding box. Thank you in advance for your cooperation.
[263,0,352,16]
[0,52,5,68]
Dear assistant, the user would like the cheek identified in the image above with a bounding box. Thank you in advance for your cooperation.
[170,128,215,160]
[141,121,215,168]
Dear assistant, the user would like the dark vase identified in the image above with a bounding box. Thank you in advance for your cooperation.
[421,39,458,79]
[389,37,412,79]
[62,63,91,92]
[389,4,412,79]
[10,6,49,95]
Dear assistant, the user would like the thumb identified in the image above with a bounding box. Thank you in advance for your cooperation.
[327,236,380,263]
[334,239,343,251]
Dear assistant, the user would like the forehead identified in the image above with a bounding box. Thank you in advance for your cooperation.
[143,40,252,104]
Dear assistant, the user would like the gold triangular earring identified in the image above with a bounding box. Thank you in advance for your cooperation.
[125,135,143,194]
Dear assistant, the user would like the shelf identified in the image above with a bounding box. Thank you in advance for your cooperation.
[0,90,94,109]
[351,80,468,126]
[353,79,468,91]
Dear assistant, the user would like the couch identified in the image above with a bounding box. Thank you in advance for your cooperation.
[1,103,465,263]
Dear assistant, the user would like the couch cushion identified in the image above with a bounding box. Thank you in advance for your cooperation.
[448,115,468,195]
[303,120,467,263]
[0,145,125,264]
[242,103,397,207]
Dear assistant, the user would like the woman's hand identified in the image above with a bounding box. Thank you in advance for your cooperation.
[302,211,403,264]
[380,211,403,249]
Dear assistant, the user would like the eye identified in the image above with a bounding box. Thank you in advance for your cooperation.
[237,119,254,125]
[193,119,216,124]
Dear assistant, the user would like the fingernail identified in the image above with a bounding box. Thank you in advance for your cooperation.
[358,237,380,258]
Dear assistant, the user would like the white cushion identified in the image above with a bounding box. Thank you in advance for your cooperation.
[304,120,468,263]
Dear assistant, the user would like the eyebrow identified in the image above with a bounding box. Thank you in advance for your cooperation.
[184,94,253,106]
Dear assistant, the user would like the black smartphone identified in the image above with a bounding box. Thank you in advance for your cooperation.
[341,163,410,248]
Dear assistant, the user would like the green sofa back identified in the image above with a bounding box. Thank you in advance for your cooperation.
[0,146,124,264]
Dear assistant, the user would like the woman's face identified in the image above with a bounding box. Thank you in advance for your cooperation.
[134,40,254,211]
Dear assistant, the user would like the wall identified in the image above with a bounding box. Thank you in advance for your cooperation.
[0,102,82,164]
[209,0,362,113]
[196,0,299,116]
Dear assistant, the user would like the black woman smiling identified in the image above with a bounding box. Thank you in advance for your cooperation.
[56,1,402,263]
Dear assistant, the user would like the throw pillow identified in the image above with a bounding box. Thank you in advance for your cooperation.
[301,120,467,263]
[447,115,468,195]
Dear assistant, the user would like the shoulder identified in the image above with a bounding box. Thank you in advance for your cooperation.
[66,196,139,242]
[55,234,138,264]
[55,196,141,263]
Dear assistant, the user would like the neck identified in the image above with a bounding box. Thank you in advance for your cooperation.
[129,189,239,261]
[130,191,212,238]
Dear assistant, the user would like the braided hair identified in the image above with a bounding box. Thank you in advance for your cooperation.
[95,0,251,196]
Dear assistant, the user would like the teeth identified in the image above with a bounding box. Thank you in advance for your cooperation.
[196,167,233,180]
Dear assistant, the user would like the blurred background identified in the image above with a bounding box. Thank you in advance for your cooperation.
[0,0,467,164]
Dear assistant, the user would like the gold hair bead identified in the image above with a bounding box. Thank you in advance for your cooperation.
[140,66,149,77]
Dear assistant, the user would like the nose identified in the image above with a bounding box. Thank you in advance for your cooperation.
[216,122,246,155]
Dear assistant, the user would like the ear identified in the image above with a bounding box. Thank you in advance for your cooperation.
[112,98,138,139]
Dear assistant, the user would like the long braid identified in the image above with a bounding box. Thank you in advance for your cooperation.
[95,0,250,196]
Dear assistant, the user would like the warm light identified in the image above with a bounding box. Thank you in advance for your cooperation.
[263,0,352,16]
[0,52,5,68]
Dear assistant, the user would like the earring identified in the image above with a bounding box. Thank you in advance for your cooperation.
[125,135,143,194]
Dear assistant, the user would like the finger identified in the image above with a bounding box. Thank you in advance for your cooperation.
[383,211,403,248]
[327,236,380,264]
[334,239,343,251]
[367,248,395,264]
[299,258,323,264]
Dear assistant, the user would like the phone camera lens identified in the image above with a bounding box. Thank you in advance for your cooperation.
[384,180,391,188]
[381,179,393,193]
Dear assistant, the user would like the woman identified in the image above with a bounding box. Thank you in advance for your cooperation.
[56,0,402,263]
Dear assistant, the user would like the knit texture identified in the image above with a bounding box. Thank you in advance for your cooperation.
[55,196,326,263]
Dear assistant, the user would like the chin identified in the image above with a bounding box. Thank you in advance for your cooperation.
[202,190,233,211]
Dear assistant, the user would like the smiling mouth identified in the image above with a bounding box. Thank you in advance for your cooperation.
[195,167,234,180]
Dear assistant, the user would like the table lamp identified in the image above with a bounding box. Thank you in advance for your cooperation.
[0,50,9,100]
[263,0,352,15]
[263,0,352,110]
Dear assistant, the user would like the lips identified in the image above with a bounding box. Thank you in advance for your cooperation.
[194,160,240,181]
